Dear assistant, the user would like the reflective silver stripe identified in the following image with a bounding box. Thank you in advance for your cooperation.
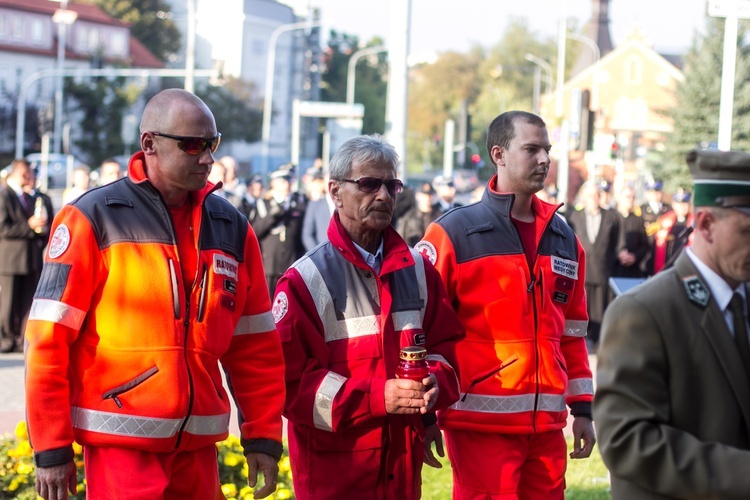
[329,315,380,341]
[184,413,231,435]
[295,257,340,342]
[450,393,566,413]
[28,299,86,330]
[564,319,588,337]
[567,378,594,396]
[393,310,422,331]
[410,248,428,324]
[234,311,275,335]
[71,407,182,438]
[313,371,347,431]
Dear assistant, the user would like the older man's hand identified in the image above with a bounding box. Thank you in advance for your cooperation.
[246,452,279,499]
[384,378,427,414]
[35,461,77,500]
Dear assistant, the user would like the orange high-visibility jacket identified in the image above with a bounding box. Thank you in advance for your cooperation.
[418,177,593,435]
[25,152,285,468]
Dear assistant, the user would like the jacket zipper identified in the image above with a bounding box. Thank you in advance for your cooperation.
[169,259,180,320]
[197,264,208,322]
[102,366,159,408]
[460,354,519,402]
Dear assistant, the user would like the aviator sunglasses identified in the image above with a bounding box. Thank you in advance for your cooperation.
[340,177,404,196]
[151,131,222,155]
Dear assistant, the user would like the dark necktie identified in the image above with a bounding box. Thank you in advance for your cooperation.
[21,192,34,217]
[730,293,750,377]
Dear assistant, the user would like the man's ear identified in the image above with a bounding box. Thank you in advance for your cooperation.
[490,145,504,167]
[329,180,343,207]
[141,132,156,155]
[693,208,714,243]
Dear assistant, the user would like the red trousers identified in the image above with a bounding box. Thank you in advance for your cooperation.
[84,445,224,500]
[445,429,567,499]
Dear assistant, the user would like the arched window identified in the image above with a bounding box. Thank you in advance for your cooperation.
[625,57,642,85]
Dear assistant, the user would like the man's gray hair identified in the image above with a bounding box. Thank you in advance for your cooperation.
[329,134,399,180]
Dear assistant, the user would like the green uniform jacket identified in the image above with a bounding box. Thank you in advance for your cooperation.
[594,252,750,499]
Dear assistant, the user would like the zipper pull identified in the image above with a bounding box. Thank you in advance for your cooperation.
[103,394,124,408]
[184,300,190,328]
[527,273,536,292]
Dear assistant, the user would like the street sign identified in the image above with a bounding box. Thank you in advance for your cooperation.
[708,0,750,19]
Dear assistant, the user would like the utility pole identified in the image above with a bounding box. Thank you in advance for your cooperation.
[556,0,570,206]
[385,0,411,181]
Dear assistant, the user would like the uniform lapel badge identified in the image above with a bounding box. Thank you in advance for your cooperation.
[683,275,710,307]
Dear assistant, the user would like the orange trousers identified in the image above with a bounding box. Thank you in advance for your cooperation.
[84,444,224,500]
[445,429,567,499]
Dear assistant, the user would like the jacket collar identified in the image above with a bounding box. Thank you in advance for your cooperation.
[482,174,564,225]
[127,151,218,206]
[674,252,750,426]
[326,211,414,275]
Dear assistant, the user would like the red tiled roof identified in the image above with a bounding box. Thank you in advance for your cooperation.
[129,38,164,69]
[0,0,130,28]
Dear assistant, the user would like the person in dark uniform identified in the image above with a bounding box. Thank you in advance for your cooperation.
[433,175,462,214]
[595,148,750,499]
[397,182,442,246]
[613,186,649,278]
[0,160,52,352]
[250,164,306,296]
[568,181,621,347]
[652,190,694,273]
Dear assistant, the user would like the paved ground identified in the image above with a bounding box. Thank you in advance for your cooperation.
[0,353,596,438]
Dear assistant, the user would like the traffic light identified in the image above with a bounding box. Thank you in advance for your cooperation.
[610,141,619,160]
[471,153,484,168]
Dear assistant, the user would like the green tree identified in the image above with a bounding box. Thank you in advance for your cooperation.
[194,77,263,143]
[88,0,181,62]
[320,31,388,135]
[65,76,142,165]
[659,18,750,193]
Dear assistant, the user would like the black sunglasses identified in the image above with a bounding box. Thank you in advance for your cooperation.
[340,177,404,195]
[151,131,221,155]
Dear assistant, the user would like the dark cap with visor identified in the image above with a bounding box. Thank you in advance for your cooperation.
[686,149,750,215]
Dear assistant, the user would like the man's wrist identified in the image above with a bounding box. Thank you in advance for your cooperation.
[569,401,593,421]
[34,445,75,468]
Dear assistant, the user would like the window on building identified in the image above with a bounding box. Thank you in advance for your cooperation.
[111,31,127,56]
[625,57,642,85]
[31,19,43,43]
[88,28,99,51]
[11,16,22,39]
[77,25,88,51]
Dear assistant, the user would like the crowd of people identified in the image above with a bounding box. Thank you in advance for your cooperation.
[1,90,749,500]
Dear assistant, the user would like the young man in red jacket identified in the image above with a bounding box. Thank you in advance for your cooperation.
[418,110,595,498]
[25,89,285,499]
[274,134,464,499]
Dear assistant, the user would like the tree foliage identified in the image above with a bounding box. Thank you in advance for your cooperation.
[194,77,263,143]
[88,0,181,62]
[659,18,750,193]
[65,77,142,165]
[320,31,388,135]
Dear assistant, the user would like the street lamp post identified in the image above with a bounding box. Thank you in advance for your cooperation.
[261,21,322,175]
[524,53,553,114]
[346,45,386,106]
[51,0,77,155]
[567,33,600,108]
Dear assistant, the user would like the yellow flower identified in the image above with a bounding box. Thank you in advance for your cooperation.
[275,487,292,499]
[16,462,34,475]
[224,452,243,467]
[14,421,28,440]
[8,477,21,491]
[278,456,291,474]
[221,483,238,498]
[239,486,253,496]
[73,442,83,455]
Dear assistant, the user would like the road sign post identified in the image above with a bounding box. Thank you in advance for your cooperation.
[708,0,750,150]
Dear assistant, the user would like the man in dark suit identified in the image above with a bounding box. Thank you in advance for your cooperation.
[250,164,306,296]
[641,180,672,275]
[613,186,649,278]
[595,149,750,499]
[0,159,51,352]
[301,170,333,251]
[568,181,620,347]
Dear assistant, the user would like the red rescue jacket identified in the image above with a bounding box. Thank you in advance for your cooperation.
[275,213,463,500]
